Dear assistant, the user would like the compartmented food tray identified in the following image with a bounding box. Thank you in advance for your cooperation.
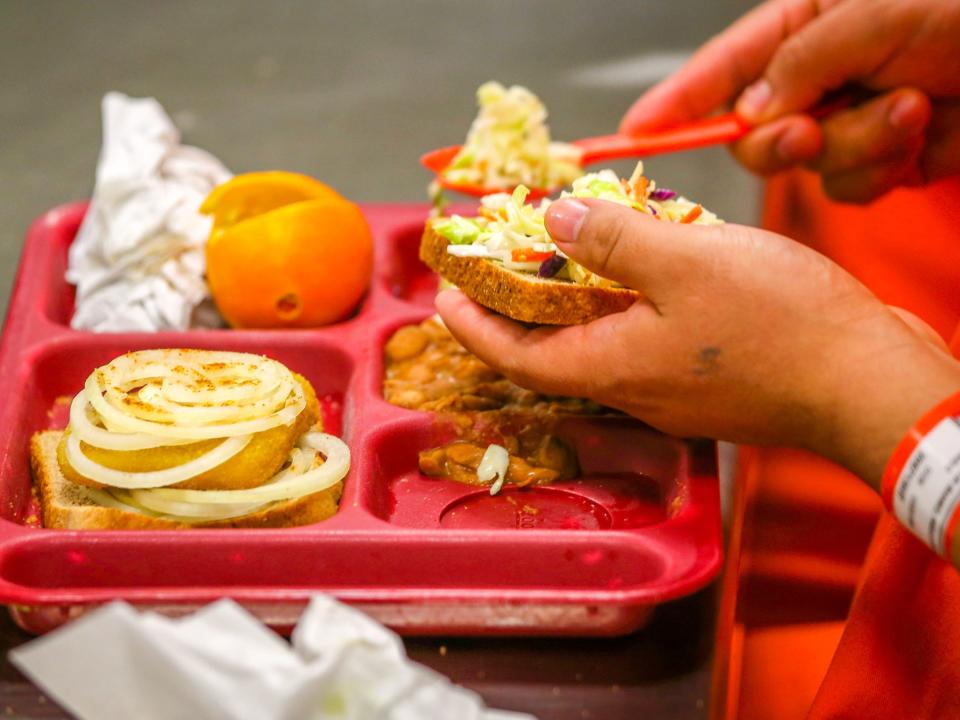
[0,202,721,636]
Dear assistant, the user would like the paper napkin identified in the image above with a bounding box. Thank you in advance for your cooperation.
[10,596,536,720]
[67,92,230,332]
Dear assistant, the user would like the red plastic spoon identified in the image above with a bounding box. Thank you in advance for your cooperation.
[422,96,852,199]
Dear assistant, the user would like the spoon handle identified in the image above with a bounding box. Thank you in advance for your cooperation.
[574,94,855,166]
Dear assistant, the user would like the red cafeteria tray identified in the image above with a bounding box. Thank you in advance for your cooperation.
[0,201,722,636]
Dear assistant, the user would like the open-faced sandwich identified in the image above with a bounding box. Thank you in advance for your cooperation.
[421,162,723,325]
[31,349,349,529]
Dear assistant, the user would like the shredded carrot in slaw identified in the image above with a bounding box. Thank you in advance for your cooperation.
[680,205,703,223]
[632,175,649,202]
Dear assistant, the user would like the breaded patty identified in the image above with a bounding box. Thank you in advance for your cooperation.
[57,374,321,491]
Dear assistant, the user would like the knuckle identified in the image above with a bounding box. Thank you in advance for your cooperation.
[810,134,853,174]
[772,34,813,78]
[731,136,788,176]
[819,102,912,172]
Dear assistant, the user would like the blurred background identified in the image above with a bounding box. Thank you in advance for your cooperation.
[0,0,760,318]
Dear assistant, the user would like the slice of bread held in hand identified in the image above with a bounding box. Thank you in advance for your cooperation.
[419,222,641,325]
[421,162,721,326]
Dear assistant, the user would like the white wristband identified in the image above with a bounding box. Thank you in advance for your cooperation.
[892,416,960,557]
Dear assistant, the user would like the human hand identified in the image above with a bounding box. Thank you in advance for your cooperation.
[620,0,960,202]
[436,198,960,489]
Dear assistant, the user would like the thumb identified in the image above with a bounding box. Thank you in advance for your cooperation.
[544,198,713,300]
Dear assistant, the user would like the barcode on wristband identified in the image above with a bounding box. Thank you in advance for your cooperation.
[893,417,960,556]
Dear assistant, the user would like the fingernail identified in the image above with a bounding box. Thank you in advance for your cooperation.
[737,80,772,121]
[545,199,588,243]
[889,94,927,131]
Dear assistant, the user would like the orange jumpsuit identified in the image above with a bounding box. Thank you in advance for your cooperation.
[728,172,960,719]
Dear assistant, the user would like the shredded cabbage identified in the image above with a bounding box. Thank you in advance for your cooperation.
[443,81,583,192]
[432,215,484,245]
[438,161,723,287]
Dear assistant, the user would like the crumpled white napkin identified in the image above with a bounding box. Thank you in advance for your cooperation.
[10,596,536,720]
[67,92,231,332]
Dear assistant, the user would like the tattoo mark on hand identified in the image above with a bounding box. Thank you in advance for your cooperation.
[693,346,722,376]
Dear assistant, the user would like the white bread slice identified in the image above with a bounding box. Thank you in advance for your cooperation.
[31,431,342,530]
[419,222,641,325]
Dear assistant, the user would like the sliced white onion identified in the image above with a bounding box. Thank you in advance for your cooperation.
[65,432,252,489]
[477,443,510,496]
[84,487,163,516]
[111,489,264,520]
[61,350,349,522]
[278,447,312,479]
[95,350,300,428]
[158,369,282,405]
[69,393,198,451]
[85,373,305,440]
[100,350,284,391]
[91,486,265,523]
[500,259,542,272]
[446,245,491,258]
[129,432,348,505]
[130,379,291,426]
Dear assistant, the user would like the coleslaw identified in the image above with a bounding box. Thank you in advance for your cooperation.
[442,81,583,192]
[433,162,722,287]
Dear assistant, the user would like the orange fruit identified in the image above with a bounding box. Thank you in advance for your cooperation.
[200,171,344,233]
[202,173,373,329]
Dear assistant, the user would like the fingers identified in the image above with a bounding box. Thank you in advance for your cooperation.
[810,89,931,202]
[736,0,906,123]
[620,0,825,133]
[544,198,714,298]
[434,290,634,397]
[730,88,932,194]
[730,114,823,175]
[812,88,931,174]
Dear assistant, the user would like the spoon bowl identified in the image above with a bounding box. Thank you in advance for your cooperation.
[421,145,555,200]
